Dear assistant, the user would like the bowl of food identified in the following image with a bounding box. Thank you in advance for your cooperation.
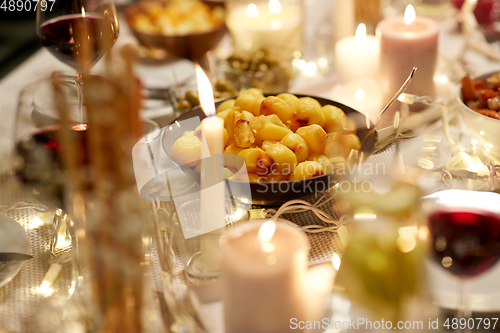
[458,71,500,160]
[125,0,227,59]
[162,89,377,206]
[218,48,294,94]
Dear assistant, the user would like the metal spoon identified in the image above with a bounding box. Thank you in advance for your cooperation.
[361,67,417,148]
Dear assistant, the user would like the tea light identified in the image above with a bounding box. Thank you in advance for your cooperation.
[221,220,309,333]
[196,65,226,272]
[335,23,380,84]
[226,0,302,58]
[377,5,439,108]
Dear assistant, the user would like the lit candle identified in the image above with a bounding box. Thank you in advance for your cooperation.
[335,23,380,84]
[377,5,439,110]
[220,219,309,333]
[196,64,226,272]
[226,0,302,58]
[331,78,383,123]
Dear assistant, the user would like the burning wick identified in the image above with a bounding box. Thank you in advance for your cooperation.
[257,221,276,253]
[404,5,416,28]
[355,23,367,45]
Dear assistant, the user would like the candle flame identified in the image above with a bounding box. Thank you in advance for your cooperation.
[246,3,259,17]
[81,7,85,18]
[332,253,341,271]
[355,89,365,102]
[355,23,367,44]
[404,5,416,27]
[258,221,276,253]
[195,64,216,117]
[269,0,281,14]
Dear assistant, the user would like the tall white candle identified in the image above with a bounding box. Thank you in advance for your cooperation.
[220,219,309,333]
[196,65,226,272]
[377,5,439,110]
[335,23,380,84]
[226,0,302,58]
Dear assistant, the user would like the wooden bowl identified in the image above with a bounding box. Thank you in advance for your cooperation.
[124,0,227,60]
[161,94,378,206]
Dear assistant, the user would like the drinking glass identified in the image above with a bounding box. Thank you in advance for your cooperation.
[13,77,159,299]
[36,0,119,112]
[422,190,500,328]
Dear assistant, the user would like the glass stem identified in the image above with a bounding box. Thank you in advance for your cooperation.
[459,280,472,333]
[65,214,85,298]
[74,72,86,124]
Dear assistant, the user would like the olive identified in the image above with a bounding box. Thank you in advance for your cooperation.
[177,99,192,110]
[185,90,200,107]
[215,78,234,93]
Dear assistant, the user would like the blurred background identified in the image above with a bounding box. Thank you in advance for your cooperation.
[0,11,38,79]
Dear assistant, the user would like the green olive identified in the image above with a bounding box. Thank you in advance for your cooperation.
[215,78,234,93]
[177,99,192,110]
[185,90,200,107]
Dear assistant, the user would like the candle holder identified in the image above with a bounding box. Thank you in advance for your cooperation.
[171,198,250,280]
[225,0,302,61]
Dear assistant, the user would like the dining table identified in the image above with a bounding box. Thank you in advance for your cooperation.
[1,2,500,332]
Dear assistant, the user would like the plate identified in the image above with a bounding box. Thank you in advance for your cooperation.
[0,213,30,288]
[162,94,378,206]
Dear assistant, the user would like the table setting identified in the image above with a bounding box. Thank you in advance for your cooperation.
[0,0,500,332]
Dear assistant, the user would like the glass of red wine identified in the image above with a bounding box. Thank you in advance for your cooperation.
[422,189,500,328]
[14,77,159,303]
[36,0,119,115]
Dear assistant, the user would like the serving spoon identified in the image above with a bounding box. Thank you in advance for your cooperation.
[360,67,417,149]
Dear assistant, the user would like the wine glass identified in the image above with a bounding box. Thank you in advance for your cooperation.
[422,190,500,329]
[37,0,119,70]
[36,0,119,114]
[13,77,160,302]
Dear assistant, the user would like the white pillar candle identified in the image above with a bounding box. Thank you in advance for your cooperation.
[226,0,302,58]
[331,78,383,123]
[377,5,439,109]
[335,23,380,84]
[220,219,309,333]
[197,65,226,272]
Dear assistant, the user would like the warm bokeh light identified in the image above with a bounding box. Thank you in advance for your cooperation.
[404,5,416,26]
[332,253,341,271]
[195,64,216,117]
[396,234,416,253]
[268,0,281,14]
[355,89,365,102]
[246,3,259,17]
[355,23,367,44]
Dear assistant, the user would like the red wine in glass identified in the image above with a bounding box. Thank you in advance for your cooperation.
[39,14,118,69]
[15,126,88,209]
[428,209,500,277]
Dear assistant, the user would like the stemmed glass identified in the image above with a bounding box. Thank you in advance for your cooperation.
[36,0,119,113]
[422,190,500,331]
[13,76,160,301]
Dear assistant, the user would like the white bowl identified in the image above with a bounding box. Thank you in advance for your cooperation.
[456,71,500,161]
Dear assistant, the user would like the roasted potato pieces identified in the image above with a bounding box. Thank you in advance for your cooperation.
[172,91,364,182]
[289,161,325,181]
[260,96,293,124]
[238,148,273,174]
[280,133,309,163]
[265,143,297,174]
[296,124,327,154]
